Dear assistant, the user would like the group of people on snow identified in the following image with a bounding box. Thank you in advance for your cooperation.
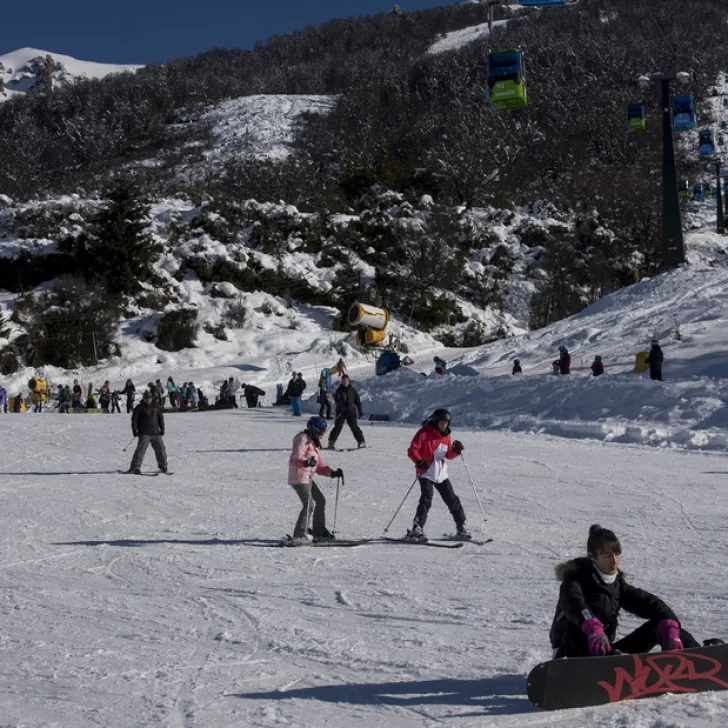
[510,340,664,380]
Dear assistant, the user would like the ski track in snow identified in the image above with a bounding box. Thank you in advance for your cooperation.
[0,410,727,726]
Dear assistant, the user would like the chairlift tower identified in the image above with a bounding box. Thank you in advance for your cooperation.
[637,72,688,268]
[715,157,726,235]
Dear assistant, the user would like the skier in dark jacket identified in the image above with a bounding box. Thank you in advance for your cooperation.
[326,374,365,449]
[512,359,522,374]
[550,524,699,658]
[121,379,136,413]
[287,372,306,416]
[559,346,571,375]
[127,390,168,474]
[591,355,604,376]
[243,383,265,408]
[646,340,664,381]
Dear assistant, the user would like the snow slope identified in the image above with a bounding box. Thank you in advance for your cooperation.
[1,402,727,727]
[0,47,143,102]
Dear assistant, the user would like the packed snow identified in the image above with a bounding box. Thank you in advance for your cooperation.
[200,95,338,163]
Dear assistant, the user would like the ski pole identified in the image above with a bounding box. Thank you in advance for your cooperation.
[383,476,419,534]
[122,437,135,452]
[461,453,487,521]
[333,474,341,534]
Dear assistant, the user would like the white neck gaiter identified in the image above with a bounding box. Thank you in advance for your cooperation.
[595,565,618,585]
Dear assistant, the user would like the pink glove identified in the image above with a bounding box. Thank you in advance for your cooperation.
[582,617,611,656]
[658,619,683,651]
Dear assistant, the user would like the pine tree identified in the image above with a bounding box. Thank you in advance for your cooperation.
[90,184,161,295]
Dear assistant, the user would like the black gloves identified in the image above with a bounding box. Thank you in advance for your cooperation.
[452,440,464,454]
[416,459,429,470]
[304,456,317,467]
[331,468,344,479]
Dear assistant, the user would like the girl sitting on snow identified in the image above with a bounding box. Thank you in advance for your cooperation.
[550,524,701,658]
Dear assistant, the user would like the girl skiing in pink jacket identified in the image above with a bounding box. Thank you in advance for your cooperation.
[288,416,343,543]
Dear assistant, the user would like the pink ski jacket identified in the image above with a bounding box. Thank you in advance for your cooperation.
[288,431,333,485]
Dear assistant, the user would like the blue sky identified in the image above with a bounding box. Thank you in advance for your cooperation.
[0,1,457,65]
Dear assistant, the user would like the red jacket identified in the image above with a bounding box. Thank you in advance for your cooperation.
[407,422,459,479]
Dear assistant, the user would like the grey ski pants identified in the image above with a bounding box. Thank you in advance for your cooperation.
[291,481,326,538]
[130,435,167,471]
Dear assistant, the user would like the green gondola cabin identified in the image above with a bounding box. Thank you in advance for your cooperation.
[627,102,646,132]
[487,49,527,111]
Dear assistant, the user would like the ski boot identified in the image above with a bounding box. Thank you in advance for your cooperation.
[456,523,472,541]
[357,441,367,449]
[125,467,141,475]
[313,529,336,542]
[405,524,428,542]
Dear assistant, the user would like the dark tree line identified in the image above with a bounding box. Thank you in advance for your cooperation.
[0,0,726,341]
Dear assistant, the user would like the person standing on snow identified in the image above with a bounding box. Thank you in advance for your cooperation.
[512,359,522,374]
[126,390,168,474]
[559,346,571,375]
[550,524,701,658]
[288,416,343,543]
[121,379,136,413]
[327,374,365,449]
[646,340,664,381]
[406,408,470,541]
[287,372,306,417]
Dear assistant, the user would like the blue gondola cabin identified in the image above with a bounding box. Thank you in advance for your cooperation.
[699,129,716,156]
[693,183,704,201]
[672,95,695,131]
[487,49,527,111]
[627,103,646,132]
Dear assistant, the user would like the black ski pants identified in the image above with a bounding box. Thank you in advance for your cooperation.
[555,619,699,658]
[328,409,364,446]
[130,435,168,471]
[414,477,466,528]
[245,395,259,408]
[650,367,663,381]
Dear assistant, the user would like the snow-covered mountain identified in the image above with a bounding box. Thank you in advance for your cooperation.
[0,47,143,102]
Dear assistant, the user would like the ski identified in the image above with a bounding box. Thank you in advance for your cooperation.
[442,533,493,546]
[279,535,375,548]
[381,537,463,549]
[268,537,462,549]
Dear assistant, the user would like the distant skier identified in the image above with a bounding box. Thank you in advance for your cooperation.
[646,340,663,381]
[327,374,365,449]
[434,356,447,375]
[405,408,470,542]
[288,416,343,543]
[126,389,168,474]
[512,359,522,374]
[591,355,604,377]
[550,524,700,658]
[559,346,571,375]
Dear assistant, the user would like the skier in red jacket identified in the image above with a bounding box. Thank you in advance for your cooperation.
[406,408,470,541]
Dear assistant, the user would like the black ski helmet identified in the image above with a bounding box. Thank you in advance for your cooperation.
[429,408,451,424]
[307,416,328,435]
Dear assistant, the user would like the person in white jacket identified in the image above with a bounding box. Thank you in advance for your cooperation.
[288,416,343,543]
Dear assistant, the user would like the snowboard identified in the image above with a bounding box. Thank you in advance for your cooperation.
[527,643,728,711]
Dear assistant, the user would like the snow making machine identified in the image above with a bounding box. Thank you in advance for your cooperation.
[348,303,390,347]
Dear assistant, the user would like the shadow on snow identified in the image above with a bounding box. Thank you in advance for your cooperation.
[232,674,533,716]
[54,537,283,547]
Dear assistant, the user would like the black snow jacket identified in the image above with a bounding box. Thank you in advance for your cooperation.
[646,346,664,369]
[131,402,165,437]
[549,557,677,655]
[334,384,363,417]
